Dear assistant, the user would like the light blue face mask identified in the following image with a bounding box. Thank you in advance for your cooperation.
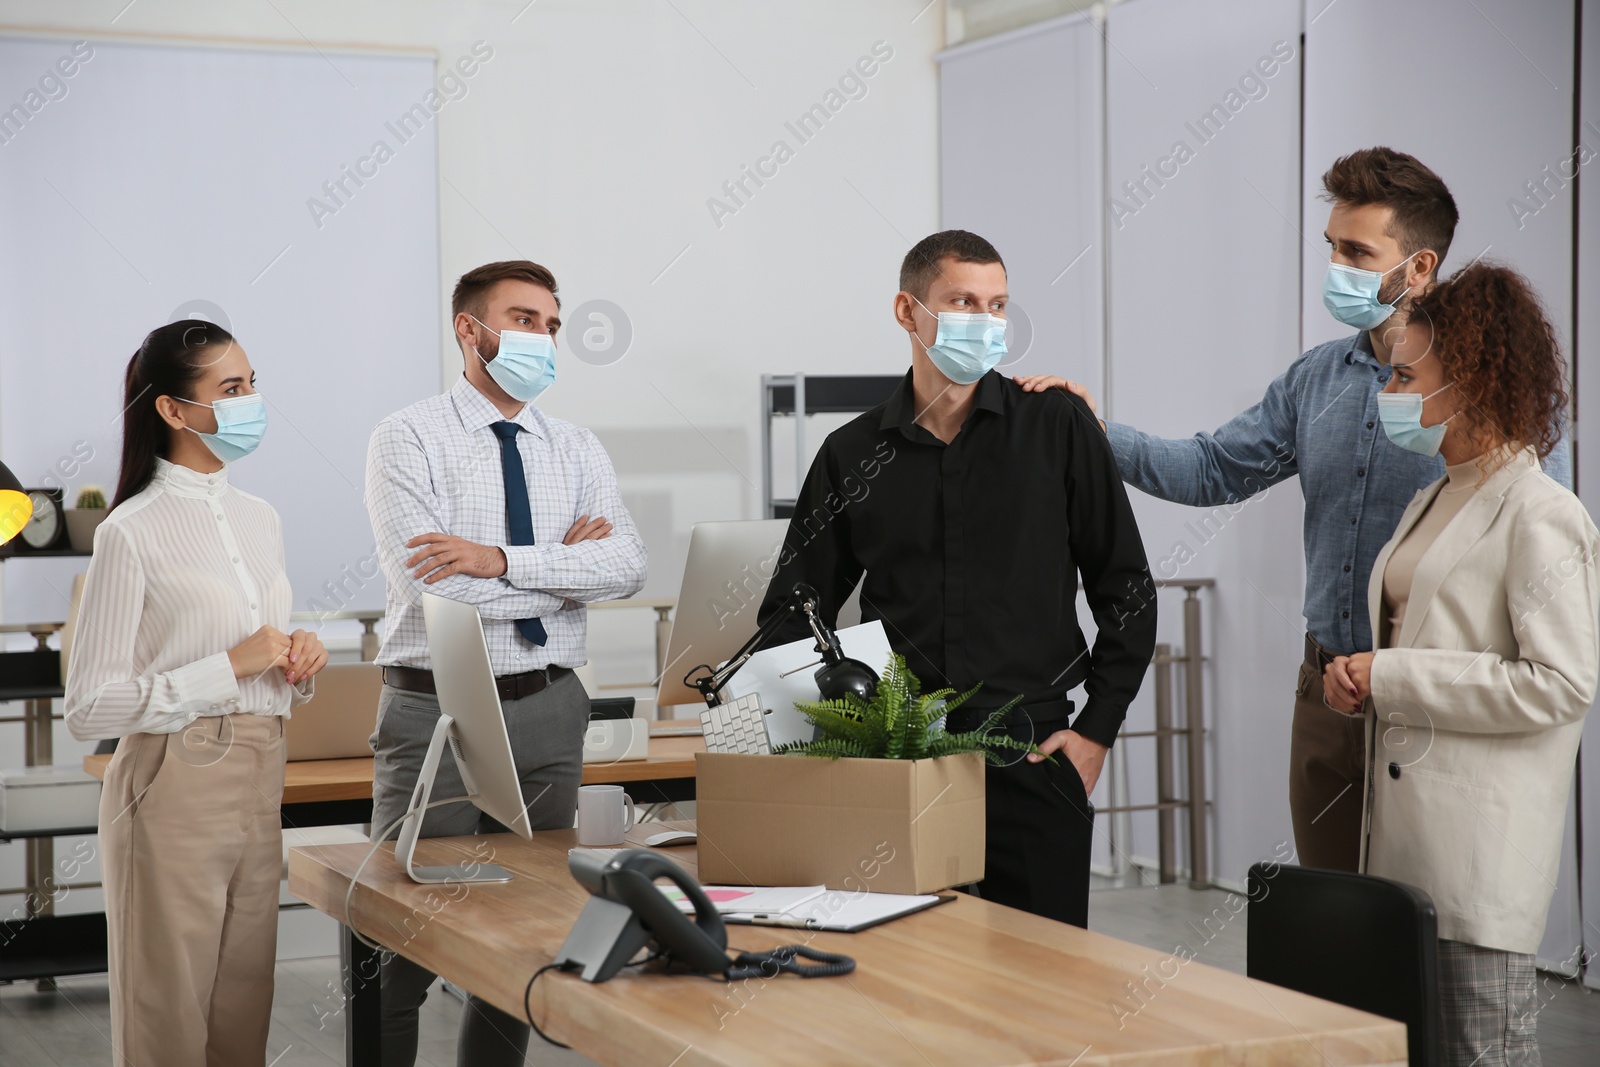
[1322,252,1419,330]
[176,393,268,464]
[1376,383,1457,457]
[911,297,1008,385]
[472,315,556,402]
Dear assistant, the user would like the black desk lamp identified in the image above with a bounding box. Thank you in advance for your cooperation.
[686,582,879,706]
[0,461,32,547]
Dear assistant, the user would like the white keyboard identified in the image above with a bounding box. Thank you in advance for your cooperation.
[700,693,773,755]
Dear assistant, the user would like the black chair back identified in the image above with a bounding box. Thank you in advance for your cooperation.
[1246,863,1439,1067]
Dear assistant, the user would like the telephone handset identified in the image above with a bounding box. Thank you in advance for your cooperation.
[554,849,856,985]
[556,849,729,982]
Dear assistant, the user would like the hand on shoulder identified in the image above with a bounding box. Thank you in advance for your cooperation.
[1012,375,1105,432]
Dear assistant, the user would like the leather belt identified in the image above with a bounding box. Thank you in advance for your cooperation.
[1304,633,1339,673]
[382,664,568,702]
[945,698,1074,734]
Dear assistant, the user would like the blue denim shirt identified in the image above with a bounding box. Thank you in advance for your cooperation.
[1105,331,1572,655]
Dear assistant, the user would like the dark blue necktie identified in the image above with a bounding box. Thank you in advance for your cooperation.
[490,421,547,646]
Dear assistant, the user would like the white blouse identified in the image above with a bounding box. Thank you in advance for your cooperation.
[65,458,311,740]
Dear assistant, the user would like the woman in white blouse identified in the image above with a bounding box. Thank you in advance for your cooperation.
[65,320,328,1067]
[1323,264,1598,1067]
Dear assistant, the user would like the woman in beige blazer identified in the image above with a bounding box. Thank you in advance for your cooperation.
[1323,263,1598,1067]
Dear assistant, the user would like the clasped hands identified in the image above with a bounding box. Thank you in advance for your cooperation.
[406,514,614,584]
[1322,652,1374,715]
[227,626,328,686]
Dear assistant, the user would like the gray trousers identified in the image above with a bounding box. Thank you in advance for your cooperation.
[368,669,590,1067]
[1438,939,1540,1067]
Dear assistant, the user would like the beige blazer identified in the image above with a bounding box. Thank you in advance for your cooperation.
[1359,449,1600,954]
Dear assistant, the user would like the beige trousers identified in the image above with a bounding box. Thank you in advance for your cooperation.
[99,714,285,1067]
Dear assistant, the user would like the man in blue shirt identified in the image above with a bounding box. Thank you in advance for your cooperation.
[1019,147,1571,872]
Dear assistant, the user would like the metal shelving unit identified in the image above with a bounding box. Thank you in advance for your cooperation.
[760,373,903,519]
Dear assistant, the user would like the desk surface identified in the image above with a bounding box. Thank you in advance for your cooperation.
[289,827,1405,1067]
[82,721,705,803]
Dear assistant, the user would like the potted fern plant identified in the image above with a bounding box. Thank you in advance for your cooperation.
[774,653,1041,764]
[696,655,1040,895]
[65,485,108,552]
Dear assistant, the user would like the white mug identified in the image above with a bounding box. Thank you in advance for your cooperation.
[576,784,635,846]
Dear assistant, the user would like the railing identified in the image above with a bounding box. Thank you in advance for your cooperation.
[288,609,385,661]
[1094,578,1213,888]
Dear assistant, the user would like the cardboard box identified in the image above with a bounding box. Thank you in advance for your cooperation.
[694,751,985,895]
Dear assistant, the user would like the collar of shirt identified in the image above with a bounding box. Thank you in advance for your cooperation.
[152,456,229,499]
[449,374,547,440]
[878,368,1007,440]
[1345,329,1383,370]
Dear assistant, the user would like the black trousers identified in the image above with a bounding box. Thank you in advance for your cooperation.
[968,717,1095,927]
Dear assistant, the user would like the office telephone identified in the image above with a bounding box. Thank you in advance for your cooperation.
[553,849,855,983]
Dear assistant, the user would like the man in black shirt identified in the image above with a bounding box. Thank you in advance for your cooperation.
[758,230,1157,926]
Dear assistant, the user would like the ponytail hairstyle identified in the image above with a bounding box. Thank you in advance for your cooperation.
[112,320,237,510]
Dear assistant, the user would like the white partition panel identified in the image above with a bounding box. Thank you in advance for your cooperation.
[1303,0,1582,971]
[1107,0,1305,886]
[936,14,1104,398]
[1301,0,1577,352]
[1579,0,1600,990]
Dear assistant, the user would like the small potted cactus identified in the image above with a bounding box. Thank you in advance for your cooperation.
[66,485,108,552]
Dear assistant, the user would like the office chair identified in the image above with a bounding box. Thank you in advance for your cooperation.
[1246,863,1439,1067]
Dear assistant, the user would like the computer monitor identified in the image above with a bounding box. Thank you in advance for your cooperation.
[656,519,789,708]
[392,592,533,884]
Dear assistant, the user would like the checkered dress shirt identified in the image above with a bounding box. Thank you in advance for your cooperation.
[364,377,647,673]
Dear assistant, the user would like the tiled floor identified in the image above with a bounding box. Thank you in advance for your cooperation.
[4,884,1597,1065]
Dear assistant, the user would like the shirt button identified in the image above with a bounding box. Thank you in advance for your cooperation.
[250,603,257,610]
[1350,516,1358,525]
[1366,422,1375,430]
[1389,762,1401,779]
[1356,468,1366,477]
[232,557,240,563]
[1343,564,1352,573]
[1342,610,1350,619]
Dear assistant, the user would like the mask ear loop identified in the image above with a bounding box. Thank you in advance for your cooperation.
[1426,382,1463,429]
[169,395,218,438]
[907,296,939,354]
[1373,249,1424,318]
[467,314,501,370]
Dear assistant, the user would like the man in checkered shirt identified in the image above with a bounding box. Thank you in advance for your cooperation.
[362,260,646,1066]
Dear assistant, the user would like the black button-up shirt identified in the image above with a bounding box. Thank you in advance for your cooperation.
[758,370,1157,747]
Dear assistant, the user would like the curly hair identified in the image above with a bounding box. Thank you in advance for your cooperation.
[1407,262,1567,463]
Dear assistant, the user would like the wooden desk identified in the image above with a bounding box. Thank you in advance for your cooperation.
[82,722,706,813]
[290,829,1405,1067]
